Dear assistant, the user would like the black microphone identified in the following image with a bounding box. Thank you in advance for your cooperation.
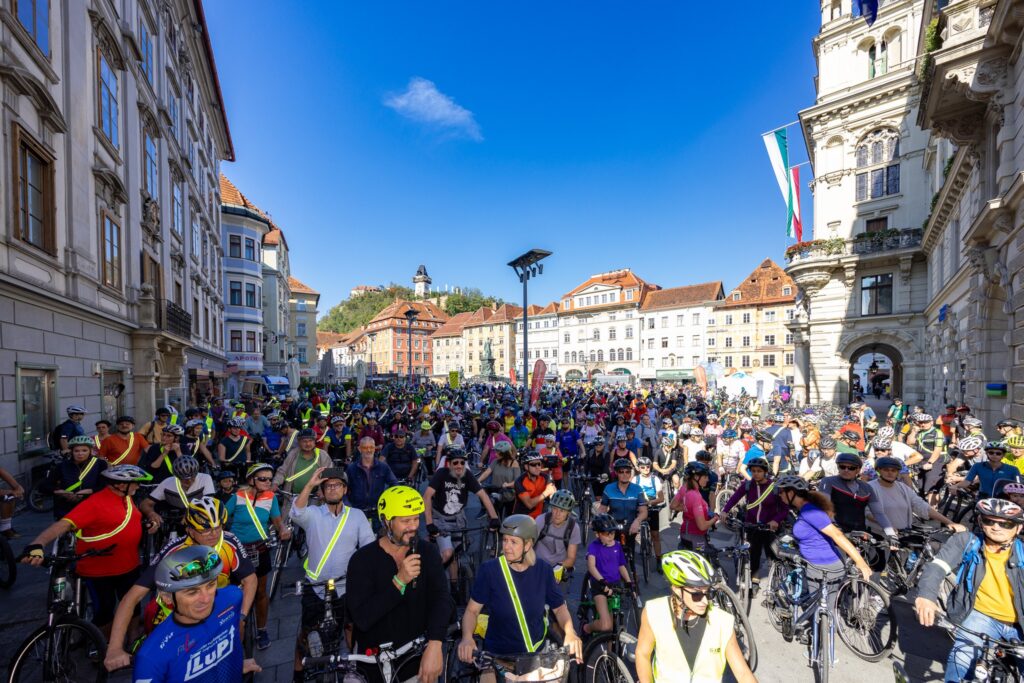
[410,537,420,590]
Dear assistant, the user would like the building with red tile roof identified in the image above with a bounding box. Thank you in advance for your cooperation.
[638,282,724,382]
[430,311,475,379]
[513,302,562,380]
[350,299,449,377]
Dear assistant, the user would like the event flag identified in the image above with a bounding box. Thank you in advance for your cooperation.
[762,127,803,241]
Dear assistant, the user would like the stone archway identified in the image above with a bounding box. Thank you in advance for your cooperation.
[848,342,903,404]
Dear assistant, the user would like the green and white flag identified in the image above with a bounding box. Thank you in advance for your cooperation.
[762,128,802,241]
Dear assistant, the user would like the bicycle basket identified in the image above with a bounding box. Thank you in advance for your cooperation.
[501,651,570,683]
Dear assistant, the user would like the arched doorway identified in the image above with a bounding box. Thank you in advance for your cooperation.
[849,343,903,404]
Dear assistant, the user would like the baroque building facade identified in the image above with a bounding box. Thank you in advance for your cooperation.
[0,0,231,478]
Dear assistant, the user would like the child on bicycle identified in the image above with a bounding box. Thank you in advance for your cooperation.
[582,514,633,636]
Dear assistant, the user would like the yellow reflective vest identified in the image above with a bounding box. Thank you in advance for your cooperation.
[646,596,732,683]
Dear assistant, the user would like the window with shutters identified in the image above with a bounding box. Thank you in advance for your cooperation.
[13,125,54,254]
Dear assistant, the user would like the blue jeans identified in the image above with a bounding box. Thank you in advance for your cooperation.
[945,610,1023,682]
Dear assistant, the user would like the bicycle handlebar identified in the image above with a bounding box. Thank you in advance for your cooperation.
[302,636,426,668]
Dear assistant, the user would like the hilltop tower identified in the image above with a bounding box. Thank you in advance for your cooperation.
[413,265,432,298]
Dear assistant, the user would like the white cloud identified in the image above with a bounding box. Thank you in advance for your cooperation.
[384,77,482,141]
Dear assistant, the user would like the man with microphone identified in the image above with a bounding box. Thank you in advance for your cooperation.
[346,485,451,683]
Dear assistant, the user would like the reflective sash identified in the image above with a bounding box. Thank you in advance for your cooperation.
[66,458,98,493]
[284,431,298,453]
[748,483,775,510]
[241,491,269,541]
[498,556,545,653]
[225,437,249,463]
[93,435,101,450]
[76,496,134,542]
[304,506,351,580]
[286,451,320,483]
[162,447,174,474]
[174,478,191,509]
[110,433,135,465]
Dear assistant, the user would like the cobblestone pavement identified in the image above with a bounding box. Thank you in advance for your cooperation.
[0,495,953,682]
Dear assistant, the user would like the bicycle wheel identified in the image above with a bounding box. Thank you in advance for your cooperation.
[0,534,16,589]
[713,582,758,672]
[8,616,108,682]
[581,633,634,683]
[736,552,752,615]
[28,479,53,513]
[813,612,829,683]
[834,578,896,661]
[714,487,734,514]
[763,561,787,633]
[638,528,651,585]
[268,537,291,601]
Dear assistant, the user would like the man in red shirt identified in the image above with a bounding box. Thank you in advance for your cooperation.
[512,452,555,518]
[98,415,150,466]
[23,464,152,636]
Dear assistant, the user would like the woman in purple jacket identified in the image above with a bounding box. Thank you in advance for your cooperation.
[720,456,788,591]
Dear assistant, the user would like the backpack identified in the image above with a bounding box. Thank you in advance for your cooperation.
[538,513,577,554]
[956,534,1024,590]
[47,419,71,452]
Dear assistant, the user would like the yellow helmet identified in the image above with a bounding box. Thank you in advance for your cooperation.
[377,485,425,522]
[1006,435,1024,450]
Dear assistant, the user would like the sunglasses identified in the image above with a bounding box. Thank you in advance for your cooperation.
[981,517,1019,530]
[837,464,860,471]
[684,589,709,601]
[526,462,542,467]
[254,476,273,482]
[449,460,467,466]
[169,551,220,581]
[616,469,632,474]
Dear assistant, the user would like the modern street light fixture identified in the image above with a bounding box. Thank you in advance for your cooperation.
[508,249,552,408]
[368,332,377,379]
[404,308,419,383]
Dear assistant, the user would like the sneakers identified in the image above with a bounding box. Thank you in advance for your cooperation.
[257,629,271,650]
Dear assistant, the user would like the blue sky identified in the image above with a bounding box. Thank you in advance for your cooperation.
[204,2,820,317]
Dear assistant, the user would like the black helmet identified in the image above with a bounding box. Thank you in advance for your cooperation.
[116,415,135,425]
[592,513,618,533]
[445,447,468,463]
[775,475,809,492]
[298,428,316,440]
[874,456,903,471]
[746,457,770,472]
[753,429,774,444]
[836,452,862,467]
[819,436,837,450]
[319,468,348,485]
[684,461,710,478]
[612,457,634,472]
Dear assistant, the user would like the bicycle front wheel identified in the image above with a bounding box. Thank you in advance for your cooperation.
[736,552,752,615]
[28,480,53,513]
[713,582,758,672]
[714,487,734,514]
[834,578,896,661]
[813,612,830,683]
[8,617,108,682]
[267,537,291,601]
[639,528,651,585]
[581,633,634,683]
[764,561,786,633]
[0,534,16,589]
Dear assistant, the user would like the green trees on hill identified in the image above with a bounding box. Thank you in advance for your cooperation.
[317,284,506,333]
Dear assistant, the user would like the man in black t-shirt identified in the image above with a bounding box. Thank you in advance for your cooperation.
[530,414,555,448]
[423,450,500,587]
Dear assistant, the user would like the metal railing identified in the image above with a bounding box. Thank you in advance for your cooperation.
[785,228,923,264]
[162,300,193,338]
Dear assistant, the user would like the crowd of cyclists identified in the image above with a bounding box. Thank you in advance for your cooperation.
[2,383,1024,682]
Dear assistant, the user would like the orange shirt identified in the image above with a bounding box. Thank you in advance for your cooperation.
[98,432,150,466]
[63,488,142,577]
[513,472,549,518]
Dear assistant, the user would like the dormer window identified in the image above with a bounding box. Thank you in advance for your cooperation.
[733,293,741,301]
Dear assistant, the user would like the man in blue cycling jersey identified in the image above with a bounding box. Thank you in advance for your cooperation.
[598,457,648,557]
[133,545,260,682]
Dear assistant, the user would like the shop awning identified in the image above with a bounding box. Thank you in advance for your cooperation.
[656,369,695,381]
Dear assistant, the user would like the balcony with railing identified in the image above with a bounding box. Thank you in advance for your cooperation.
[784,228,923,266]
[162,300,193,339]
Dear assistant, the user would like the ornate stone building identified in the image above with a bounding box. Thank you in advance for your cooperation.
[787,0,932,406]
[915,0,1023,425]
[0,1,231,478]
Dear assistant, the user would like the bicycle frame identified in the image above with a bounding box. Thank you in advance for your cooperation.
[303,636,426,682]
[782,563,838,671]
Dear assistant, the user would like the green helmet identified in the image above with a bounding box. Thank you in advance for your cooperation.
[549,489,576,511]
[68,435,94,448]
[661,550,714,588]
[499,514,538,543]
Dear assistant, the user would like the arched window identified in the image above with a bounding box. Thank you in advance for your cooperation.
[590,350,596,362]
[618,348,625,361]
[868,44,876,78]
[571,351,577,363]
[597,350,604,362]
[878,40,888,76]
[626,348,633,361]
[855,129,900,201]
[668,354,676,367]
[564,352,569,363]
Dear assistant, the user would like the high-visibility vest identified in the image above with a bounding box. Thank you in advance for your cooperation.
[646,596,732,682]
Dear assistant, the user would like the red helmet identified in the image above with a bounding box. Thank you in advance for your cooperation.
[486,420,501,431]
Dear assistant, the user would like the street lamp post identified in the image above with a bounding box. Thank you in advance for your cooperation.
[508,249,552,409]
[404,308,419,384]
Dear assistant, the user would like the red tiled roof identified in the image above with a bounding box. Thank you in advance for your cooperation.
[263,227,285,246]
[432,311,475,338]
[316,331,347,350]
[720,259,796,308]
[563,269,657,298]
[640,282,724,311]
[513,302,560,319]
[487,304,523,324]
[461,306,495,328]
[368,299,448,326]
[288,276,319,296]
[560,269,660,313]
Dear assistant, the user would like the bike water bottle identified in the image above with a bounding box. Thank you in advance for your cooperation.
[307,631,323,658]
[904,551,918,572]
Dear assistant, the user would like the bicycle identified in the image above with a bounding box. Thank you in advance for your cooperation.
[575,474,608,544]
[452,646,574,683]
[23,452,62,513]
[575,581,639,683]
[437,525,496,607]
[295,577,348,681]
[715,516,772,615]
[268,490,307,601]
[635,504,664,585]
[304,636,432,682]
[713,471,744,514]
[8,548,112,682]
[700,535,759,671]
[934,611,1024,681]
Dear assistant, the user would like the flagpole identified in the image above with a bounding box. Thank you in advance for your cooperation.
[761,120,800,137]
